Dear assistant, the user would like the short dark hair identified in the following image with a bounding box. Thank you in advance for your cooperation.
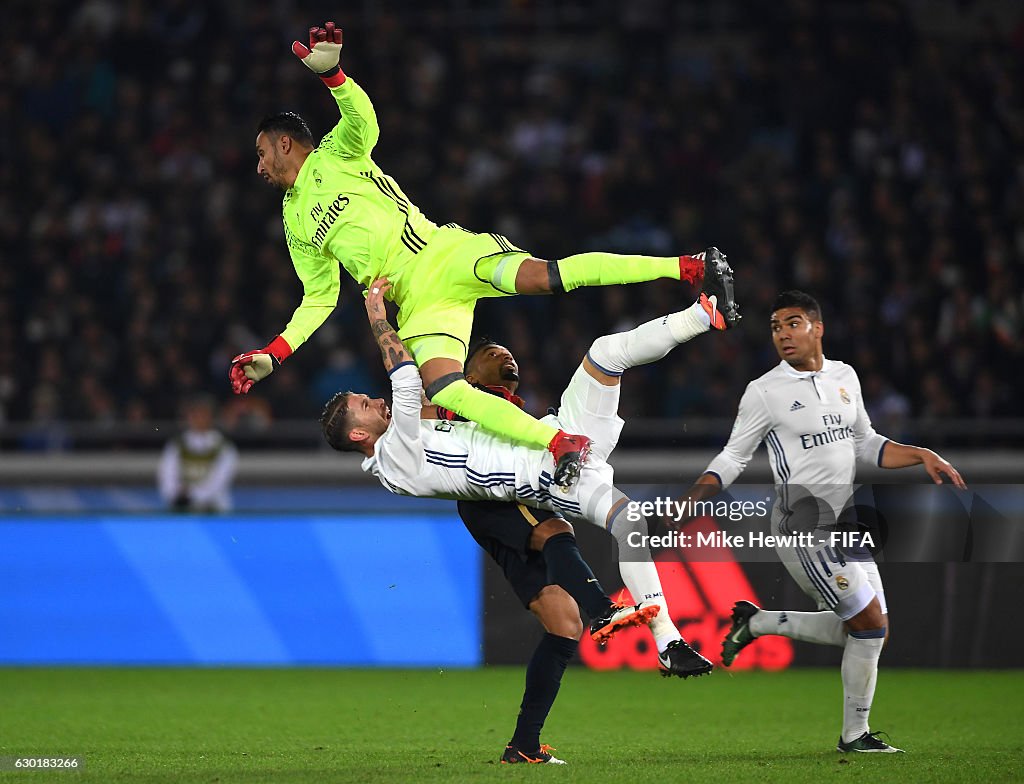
[772,290,822,321]
[257,112,314,146]
[320,391,358,452]
[465,336,501,374]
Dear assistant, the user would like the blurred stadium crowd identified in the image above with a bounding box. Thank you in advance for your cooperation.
[4,0,1023,448]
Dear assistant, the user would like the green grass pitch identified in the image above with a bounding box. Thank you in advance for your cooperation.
[1,668,1021,783]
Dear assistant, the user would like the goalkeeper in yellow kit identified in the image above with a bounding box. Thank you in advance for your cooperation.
[230,21,739,486]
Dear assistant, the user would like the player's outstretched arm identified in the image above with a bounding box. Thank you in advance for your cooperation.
[292,21,380,158]
[365,278,413,374]
[687,473,724,500]
[364,278,425,467]
[663,472,724,530]
[879,442,967,488]
[229,228,342,395]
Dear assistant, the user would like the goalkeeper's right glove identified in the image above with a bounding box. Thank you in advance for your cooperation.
[291,22,346,87]
[229,336,293,395]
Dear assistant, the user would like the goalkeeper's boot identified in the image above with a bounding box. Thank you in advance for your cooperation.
[721,600,760,667]
[589,601,660,644]
[658,638,714,679]
[501,743,566,764]
[837,731,904,753]
[548,430,592,489]
[679,253,705,286]
[696,247,741,330]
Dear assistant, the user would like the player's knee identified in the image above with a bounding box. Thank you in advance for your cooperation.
[510,258,558,294]
[586,333,628,381]
[530,585,583,640]
[588,333,617,368]
[530,519,575,551]
[607,496,647,549]
[845,595,885,632]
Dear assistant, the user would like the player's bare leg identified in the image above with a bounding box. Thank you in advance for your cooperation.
[501,518,658,766]
[527,518,657,644]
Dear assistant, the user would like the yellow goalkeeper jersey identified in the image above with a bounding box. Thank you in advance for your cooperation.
[278,77,438,351]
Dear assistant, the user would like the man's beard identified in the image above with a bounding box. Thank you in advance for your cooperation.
[500,367,519,382]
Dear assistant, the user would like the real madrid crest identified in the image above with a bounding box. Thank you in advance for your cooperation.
[836,575,849,590]
[839,387,851,404]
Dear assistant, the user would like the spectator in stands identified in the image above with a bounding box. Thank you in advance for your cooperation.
[5,1,1022,446]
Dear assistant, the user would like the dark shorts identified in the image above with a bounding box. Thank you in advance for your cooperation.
[457,500,565,608]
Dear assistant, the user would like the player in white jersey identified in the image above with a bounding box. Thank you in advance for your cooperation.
[322,256,741,678]
[681,290,966,753]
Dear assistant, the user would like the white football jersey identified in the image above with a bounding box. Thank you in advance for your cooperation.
[705,358,889,522]
[361,364,586,519]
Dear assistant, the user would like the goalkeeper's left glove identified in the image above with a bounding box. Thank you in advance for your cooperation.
[229,336,293,395]
[291,21,346,87]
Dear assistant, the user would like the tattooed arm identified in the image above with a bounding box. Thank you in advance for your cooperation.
[360,278,431,472]
[364,279,442,420]
[364,278,412,373]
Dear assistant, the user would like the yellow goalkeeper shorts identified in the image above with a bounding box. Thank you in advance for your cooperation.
[393,224,531,363]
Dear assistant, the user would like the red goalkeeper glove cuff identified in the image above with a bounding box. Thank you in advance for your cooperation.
[263,335,293,363]
[229,336,293,395]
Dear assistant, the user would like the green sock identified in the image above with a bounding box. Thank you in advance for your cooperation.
[430,378,557,449]
[556,252,680,292]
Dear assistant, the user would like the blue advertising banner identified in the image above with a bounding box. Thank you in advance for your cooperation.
[0,514,480,667]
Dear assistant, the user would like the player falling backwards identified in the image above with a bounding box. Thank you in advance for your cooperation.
[230,21,739,487]
[679,290,966,753]
[320,254,740,679]
[457,346,656,765]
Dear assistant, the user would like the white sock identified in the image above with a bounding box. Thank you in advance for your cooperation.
[602,493,681,653]
[673,299,712,334]
[749,610,847,647]
[841,632,885,743]
[587,303,708,376]
[617,560,680,652]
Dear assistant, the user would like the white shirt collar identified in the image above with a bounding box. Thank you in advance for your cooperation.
[361,453,378,474]
[779,356,832,378]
